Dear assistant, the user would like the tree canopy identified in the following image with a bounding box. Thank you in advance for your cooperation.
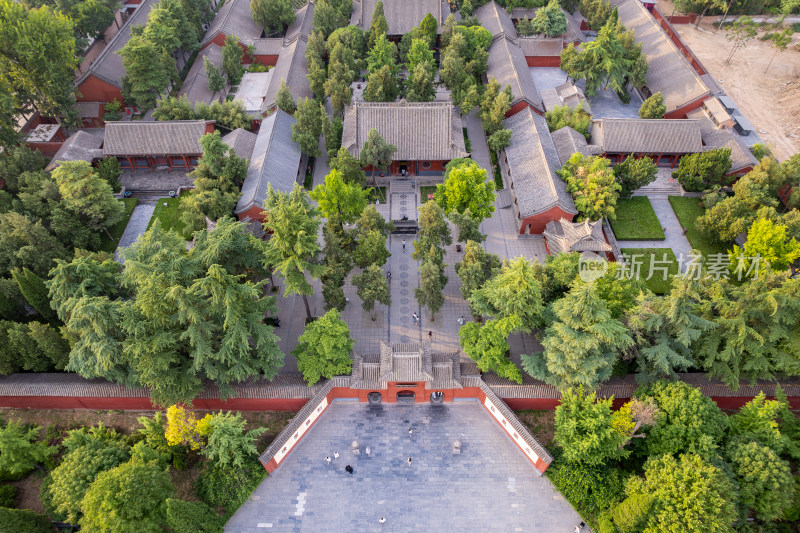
[433,159,495,221]
[558,153,621,221]
[292,309,354,385]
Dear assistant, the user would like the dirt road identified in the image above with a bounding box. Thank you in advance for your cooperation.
[672,23,800,161]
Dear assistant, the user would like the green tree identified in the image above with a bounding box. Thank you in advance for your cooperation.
[96,157,122,193]
[405,60,435,103]
[406,37,434,73]
[729,216,800,274]
[625,454,737,532]
[455,240,500,315]
[459,316,523,383]
[356,204,394,237]
[153,94,196,120]
[119,31,177,110]
[415,258,446,321]
[221,35,244,84]
[412,200,452,264]
[0,1,79,130]
[363,64,399,102]
[558,152,621,220]
[367,0,387,49]
[729,439,794,521]
[0,211,69,278]
[554,386,629,466]
[322,114,343,159]
[637,380,728,457]
[79,457,174,532]
[195,99,251,131]
[418,12,438,48]
[638,92,665,119]
[352,229,390,269]
[626,277,714,382]
[434,159,495,221]
[262,184,324,318]
[290,97,323,157]
[671,148,732,192]
[310,169,369,227]
[275,79,296,114]
[360,128,397,185]
[166,499,223,533]
[0,145,47,195]
[532,0,567,37]
[204,56,226,93]
[366,32,398,75]
[144,0,198,56]
[49,437,131,523]
[487,128,512,153]
[179,132,247,231]
[353,263,390,321]
[292,308,354,385]
[730,392,789,455]
[469,257,544,332]
[201,411,265,469]
[523,281,632,390]
[725,15,757,64]
[449,209,486,244]
[764,27,792,73]
[479,78,512,137]
[324,42,355,116]
[311,0,352,38]
[329,146,367,186]
[0,508,54,533]
[580,0,612,30]
[0,419,56,476]
[251,0,294,35]
[609,494,655,533]
[517,16,533,36]
[613,154,658,198]
[12,267,57,322]
[545,103,592,139]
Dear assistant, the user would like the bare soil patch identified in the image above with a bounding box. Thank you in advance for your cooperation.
[514,409,556,447]
[673,22,800,160]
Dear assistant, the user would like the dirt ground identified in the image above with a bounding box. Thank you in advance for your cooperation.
[0,408,297,514]
[670,22,800,161]
[514,410,556,447]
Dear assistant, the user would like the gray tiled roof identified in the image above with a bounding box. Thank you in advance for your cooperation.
[342,100,468,161]
[550,126,601,166]
[350,343,464,390]
[517,37,563,57]
[178,44,226,105]
[284,1,314,43]
[45,131,104,171]
[487,36,543,111]
[503,107,577,218]
[261,37,312,112]
[202,0,263,46]
[615,0,708,113]
[222,128,258,160]
[252,38,284,56]
[687,109,757,173]
[103,120,211,156]
[543,218,611,254]
[235,110,301,214]
[510,7,584,43]
[475,1,518,41]
[591,118,703,154]
[352,0,448,35]
[540,82,592,113]
[76,0,158,89]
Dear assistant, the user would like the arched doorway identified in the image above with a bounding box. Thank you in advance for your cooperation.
[397,390,416,403]
[430,391,444,405]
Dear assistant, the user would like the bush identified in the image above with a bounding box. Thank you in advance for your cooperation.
[545,103,592,139]
[166,499,223,533]
[38,475,66,523]
[197,461,267,518]
[671,148,733,192]
[546,458,624,519]
[611,494,654,533]
[0,507,54,533]
[596,512,617,533]
[0,484,17,507]
[638,92,665,119]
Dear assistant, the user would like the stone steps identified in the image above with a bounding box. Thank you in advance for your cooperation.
[127,189,174,199]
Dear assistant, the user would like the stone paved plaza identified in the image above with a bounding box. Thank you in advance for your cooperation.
[226,401,583,532]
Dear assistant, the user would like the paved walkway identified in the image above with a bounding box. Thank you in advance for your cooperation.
[614,197,693,270]
[114,202,155,262]
[226,402,584,532]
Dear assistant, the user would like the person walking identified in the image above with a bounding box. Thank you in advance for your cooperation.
[428,330,432,340]
[345,465,354,474]
[458,315,465,325]
[401,239,406,251]
[408,428,413,438]
[333,451,339,460]
[378,518,386,525]
[407,457,412,467]
[386,270,391,280]
[365,446,371,456]
[325,456,331,465]
[412,312,419,324]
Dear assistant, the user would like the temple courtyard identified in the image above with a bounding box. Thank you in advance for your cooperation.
[226,401,582,532]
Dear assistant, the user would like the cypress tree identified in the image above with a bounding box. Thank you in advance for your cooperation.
[12,267,57,322]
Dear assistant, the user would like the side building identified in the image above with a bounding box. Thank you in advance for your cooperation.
[103,120,215,171]
[350,0,449,39]
[590,118,703,168]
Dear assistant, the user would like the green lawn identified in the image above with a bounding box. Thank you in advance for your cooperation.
[420,185,437,203]
[490,150,503,190]
[98,198,138,253]
[147,195,192,239]
[668,196,732,257]
[303,156,315,189]
[620,247,679,295]
[609,197,665,240]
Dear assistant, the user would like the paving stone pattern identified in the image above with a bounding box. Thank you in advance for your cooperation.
[226,402,583,532]
[114,202,155,262]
